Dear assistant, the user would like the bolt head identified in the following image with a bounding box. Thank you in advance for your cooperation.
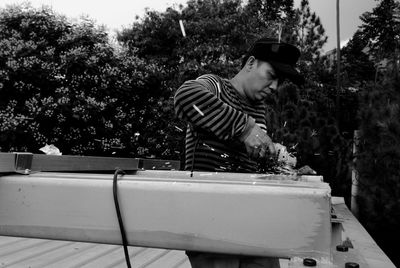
[303,258,317,266]
[336,244,349,252]
[345,262,360,268]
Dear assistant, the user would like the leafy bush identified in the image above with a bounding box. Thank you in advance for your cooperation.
[0,4,181,158]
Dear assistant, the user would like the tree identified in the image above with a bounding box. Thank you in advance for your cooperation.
[244,0,295,23]
[242,0,295,41]
[290,0,328,81]
[0,4,174,158]
[360,0,400,59]
[340,30,376,87]
[118,0,297,82]
[358,0,400,83]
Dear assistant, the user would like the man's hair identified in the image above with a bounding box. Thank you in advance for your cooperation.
[240,55,264,69]
[241,55,251,68]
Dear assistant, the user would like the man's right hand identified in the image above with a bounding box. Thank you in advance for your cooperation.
[243,124,276,159]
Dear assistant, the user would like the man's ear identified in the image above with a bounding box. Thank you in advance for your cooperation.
[245,56,256,70]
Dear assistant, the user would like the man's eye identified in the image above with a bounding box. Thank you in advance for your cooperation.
[268,72,277,80]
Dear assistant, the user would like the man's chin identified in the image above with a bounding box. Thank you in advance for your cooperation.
[259,92,270,100]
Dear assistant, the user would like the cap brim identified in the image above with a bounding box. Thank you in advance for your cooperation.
[268,61,305,85]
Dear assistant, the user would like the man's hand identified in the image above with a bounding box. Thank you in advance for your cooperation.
[243,124,276,159]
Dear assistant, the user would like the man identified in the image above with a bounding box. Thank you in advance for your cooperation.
[174,37,304,268]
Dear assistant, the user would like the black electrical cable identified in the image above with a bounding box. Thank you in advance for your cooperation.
[113,168,131,268]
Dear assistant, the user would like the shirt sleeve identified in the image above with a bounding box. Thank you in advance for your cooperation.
[174,75,254,141]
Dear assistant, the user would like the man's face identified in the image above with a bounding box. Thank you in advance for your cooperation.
[244,59,279,102]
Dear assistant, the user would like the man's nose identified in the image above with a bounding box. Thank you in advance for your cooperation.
[269,79,279,90]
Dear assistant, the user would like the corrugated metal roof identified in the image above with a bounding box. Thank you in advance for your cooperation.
[0,236,190,268]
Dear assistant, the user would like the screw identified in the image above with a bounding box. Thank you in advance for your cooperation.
[303,258,317,266]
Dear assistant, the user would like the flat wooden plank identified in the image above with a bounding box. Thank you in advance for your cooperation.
[0,171,331,260]
[30,154,139,172]
[331,197,396,268]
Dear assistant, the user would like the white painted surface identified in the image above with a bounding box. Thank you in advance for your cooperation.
[0,171,331,260]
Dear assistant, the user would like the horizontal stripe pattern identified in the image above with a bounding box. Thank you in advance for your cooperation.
[174,74,267,173]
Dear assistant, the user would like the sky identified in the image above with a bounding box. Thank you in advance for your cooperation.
[0,0,378,52]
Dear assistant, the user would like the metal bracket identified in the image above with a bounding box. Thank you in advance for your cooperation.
[14,152,33,174]
[0,152,32,174]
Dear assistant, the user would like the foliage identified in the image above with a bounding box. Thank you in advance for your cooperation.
[340,30,376,87]
[245,0,295,23]
[264,82,354,197]
[117,0,298,83]
[350,1,400,266]
[242,0,295,41]
[338,0,400,88]
[355,78,400,266]
[117,0,329,90]
[291,0,327,62]
[360,0,400,60]
[0,4,180,158]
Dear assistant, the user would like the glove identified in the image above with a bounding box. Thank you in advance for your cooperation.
[240,122,276,160]
[297,165,317,175]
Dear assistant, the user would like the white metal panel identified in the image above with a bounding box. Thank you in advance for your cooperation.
[0,171,331,260]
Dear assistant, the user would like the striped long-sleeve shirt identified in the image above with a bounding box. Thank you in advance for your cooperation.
[174,74,268,173]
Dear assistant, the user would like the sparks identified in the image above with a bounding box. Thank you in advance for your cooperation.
[290,143,298,150]
[311,130,318,137]
[179,20,186,37]
[174,126,184,132]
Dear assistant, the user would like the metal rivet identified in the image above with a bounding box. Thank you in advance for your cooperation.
[336,244,349,252]
[345,262,360,268]
[303,258,317,266]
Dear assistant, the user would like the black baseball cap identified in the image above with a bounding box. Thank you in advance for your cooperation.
[245,38,305,85]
